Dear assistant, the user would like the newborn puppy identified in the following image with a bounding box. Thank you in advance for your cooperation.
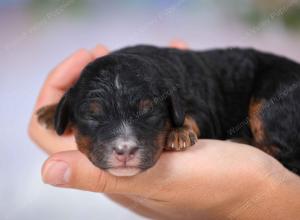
[38,45,300,176]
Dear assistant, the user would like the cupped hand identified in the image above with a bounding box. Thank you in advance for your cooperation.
[29,41,300,220]
[41,139,295,219]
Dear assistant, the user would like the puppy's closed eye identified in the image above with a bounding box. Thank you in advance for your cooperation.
[145,114,160,124]
[78,101,103,122]
[139,99,153,114]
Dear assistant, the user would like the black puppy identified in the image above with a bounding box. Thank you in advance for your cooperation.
[37,45,300,176]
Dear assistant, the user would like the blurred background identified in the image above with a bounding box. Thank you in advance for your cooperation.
[1,0,300,219]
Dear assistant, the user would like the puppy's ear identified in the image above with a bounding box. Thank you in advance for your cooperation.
[168,89,185,127]
[55,89,72,135]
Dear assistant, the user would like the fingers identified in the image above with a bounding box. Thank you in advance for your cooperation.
[35,49,93,110]
[42,151,143,195]
[36,45,109,110]
[91,44,109,58]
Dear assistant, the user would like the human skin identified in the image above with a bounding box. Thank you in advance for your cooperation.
[28,42,300,220]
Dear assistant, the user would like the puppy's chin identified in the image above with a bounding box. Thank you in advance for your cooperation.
[107,167,142,177]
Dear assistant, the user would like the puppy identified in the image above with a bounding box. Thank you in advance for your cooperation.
[37,45,300,176]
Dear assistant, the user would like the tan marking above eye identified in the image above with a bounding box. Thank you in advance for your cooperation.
[74,128,92,155]
[139,99,153,113]
[88,102,103,115]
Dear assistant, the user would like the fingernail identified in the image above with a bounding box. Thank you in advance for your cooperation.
[42,160,71,186]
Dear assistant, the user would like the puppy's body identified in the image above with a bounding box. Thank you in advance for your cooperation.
[38,45,300,175]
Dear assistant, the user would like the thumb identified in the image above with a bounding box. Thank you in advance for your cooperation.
[41,150,142,195]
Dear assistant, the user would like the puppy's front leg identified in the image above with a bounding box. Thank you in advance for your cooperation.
[165,115,200,151]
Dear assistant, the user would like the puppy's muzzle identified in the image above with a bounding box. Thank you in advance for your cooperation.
[113,143,139,163]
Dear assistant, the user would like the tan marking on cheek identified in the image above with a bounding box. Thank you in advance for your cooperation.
[156,120,172,148]
[73,129,92,156]
[153,120,172,160]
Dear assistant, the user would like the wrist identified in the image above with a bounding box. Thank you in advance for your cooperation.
[227,159,300,220]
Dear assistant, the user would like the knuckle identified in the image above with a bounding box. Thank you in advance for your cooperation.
[77,48,89,55]
[93,172,116,193]
[75,48,93,61]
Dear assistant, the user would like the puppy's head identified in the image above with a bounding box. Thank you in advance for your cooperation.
[55,54,184,176]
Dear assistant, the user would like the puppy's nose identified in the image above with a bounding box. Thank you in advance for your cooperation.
[113,144,139,162]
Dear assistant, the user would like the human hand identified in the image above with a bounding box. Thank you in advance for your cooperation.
[41,139,300,219]
[29,41,300,219]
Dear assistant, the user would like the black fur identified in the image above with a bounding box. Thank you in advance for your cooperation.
[55,45,300,174]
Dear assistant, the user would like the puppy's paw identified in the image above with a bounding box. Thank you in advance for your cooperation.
[165,127,198,151]
[36,104,57,129]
